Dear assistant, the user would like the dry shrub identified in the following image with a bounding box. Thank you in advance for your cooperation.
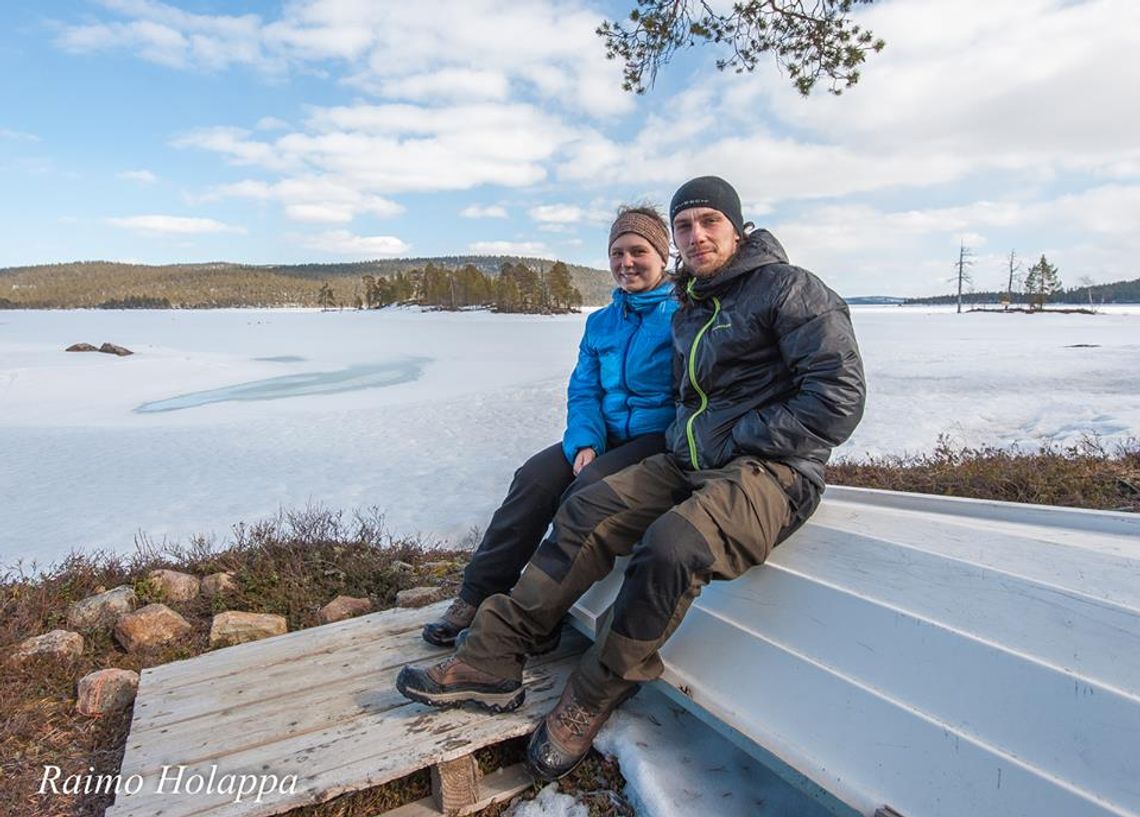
[828,436,1140,511]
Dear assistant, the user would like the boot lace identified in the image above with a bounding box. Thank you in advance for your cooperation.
[555,695,599,737]
[444,598,475,625]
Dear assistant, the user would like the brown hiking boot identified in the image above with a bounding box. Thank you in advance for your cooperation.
[525,681,638,781]
[421,597,477,647]
[395,655,524,713]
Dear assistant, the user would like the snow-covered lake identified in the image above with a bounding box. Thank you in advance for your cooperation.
[2,305,1137,569]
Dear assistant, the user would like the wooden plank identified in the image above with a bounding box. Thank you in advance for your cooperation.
[380,763,533,817]
[431,755,479,815]
[106,627,588,817]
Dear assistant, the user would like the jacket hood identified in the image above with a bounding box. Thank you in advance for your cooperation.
[688,229,788,298]
[613,278,675,313]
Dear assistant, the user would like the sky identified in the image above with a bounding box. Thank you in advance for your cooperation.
[2,0,1138,297]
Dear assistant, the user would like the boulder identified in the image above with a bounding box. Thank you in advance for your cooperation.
[76,668,139,716]
[67,585,136,630]
[66,342,99,352]
[391,560,414,572]
[396,586,447,608]
[99,342,134,356]
[148,569,200,602]
[201,572,238,598]
[209,611,287,648]
[318,595,373,624]
[420,560,456,576]
[11,630,84,664]
[115,604,192,652]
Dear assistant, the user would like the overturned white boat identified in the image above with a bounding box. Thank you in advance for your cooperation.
[570,486,1140,817]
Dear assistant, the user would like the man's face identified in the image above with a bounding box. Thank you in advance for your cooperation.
[672,206,739,278]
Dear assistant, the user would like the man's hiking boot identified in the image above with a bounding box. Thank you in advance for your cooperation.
[421,597,477,647]
[395,655,523,713]
[525,681,638,781]
[454,616,566,657]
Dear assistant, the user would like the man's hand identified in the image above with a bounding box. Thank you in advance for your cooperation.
[573,448,597,476]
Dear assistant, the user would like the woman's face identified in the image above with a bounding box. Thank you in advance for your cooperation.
[609,233,666,293]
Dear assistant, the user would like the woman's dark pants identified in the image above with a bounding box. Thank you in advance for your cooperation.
[457,434,667,608]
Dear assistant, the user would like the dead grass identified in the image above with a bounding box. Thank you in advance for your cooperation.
[827,436,1140,512]
[0,506,627,817]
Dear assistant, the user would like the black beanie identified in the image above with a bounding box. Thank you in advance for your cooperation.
[669,176,745,237]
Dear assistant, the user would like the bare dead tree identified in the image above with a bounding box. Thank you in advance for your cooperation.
[955,243,974,315]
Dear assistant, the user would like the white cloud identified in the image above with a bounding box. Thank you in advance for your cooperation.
[467,240,553,258]
[107,214,245,234]
[296,230,410,257]
[56,2,266,72]
[204,176,404,223]
[118,169,158,184]
[55,0,629,117]
[529,204,583,224]
[180,103,578,194]
[460,205,508,219]
[255,116,289,131]
[378,69,510,102]
[0,128,41,142]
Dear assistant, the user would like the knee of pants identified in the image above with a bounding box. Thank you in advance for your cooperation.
[625,510,712,592]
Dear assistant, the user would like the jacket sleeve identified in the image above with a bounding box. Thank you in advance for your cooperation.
[732,269,866,458]
[562,320,608,462]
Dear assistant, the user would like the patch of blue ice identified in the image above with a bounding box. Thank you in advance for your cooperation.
[135,357,430,413]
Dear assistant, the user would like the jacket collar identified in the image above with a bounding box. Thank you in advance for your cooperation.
[613,279,675,314]
[687,229,788,299]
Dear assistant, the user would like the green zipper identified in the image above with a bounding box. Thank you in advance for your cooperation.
[684,279,720,470]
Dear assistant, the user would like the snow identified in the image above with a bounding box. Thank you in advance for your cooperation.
[1,304,1137,816]
[2,305,1137,571]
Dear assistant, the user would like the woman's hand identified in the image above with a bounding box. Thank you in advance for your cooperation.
[573,447,597,476]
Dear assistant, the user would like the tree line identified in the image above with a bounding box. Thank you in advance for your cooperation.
[908,252,1139,307]
[355,260,582,313]
[0,257,595,310]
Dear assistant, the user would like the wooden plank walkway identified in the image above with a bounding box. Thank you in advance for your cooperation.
[105,601,589,817]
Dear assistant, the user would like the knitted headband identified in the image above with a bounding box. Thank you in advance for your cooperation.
[608,211,670,264]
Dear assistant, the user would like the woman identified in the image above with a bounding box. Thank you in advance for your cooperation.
[422,206,677,647]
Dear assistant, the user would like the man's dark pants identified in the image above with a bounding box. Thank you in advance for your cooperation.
[459,435,667,608]
[456,452,818,708]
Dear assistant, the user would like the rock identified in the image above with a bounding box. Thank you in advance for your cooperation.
[391,560,414,572]
[201,572,238,598]
[76,669,139,716]
[98,342,133,356]
[420,560,455,575]
[148,569,200,602]
[66,342,99,352]
[318,595,373,624]
[115,604,192,652]
[67,585,136,630]
[11,630,84,664]
[209,611,287,648]
[396,586,447,608]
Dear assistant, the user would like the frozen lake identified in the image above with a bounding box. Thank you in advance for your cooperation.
[2,306,1137,569]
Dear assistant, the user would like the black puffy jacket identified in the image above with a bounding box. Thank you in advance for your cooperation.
[667,229,866,490]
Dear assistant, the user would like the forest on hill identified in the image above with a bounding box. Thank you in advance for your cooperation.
[902,276,1140,306]
[0,255,614,310]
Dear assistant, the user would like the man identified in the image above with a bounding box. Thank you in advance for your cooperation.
[396,175,866,782]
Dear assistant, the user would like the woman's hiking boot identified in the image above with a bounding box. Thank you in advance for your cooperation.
[395,655,524,713]
[525,680,638,781]
[421,597,477,647]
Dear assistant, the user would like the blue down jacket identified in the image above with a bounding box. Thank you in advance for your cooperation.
[562,280,677,462]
